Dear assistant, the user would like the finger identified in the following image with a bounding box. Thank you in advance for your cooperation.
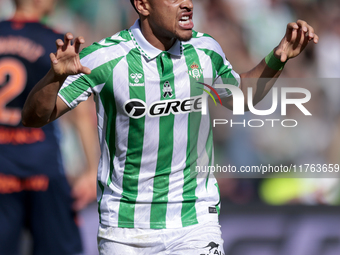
[50,52,58,64]
[80,66,92,75]
[280,52,288,63]
[300,23,316,42]
[299,27,308,46]
[306,24,315,38]
[74,36,85,54]
[286,22,299,42]
[300,31,310,50]
[304,25,319,44]
[287,22,299,31]
[291,26,303,49]
[296,19,308,33]
[55,39,64,51]
[63,32,74,51]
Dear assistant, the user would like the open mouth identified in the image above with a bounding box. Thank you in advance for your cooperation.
[179,16,190,25]
[179,13,194,29]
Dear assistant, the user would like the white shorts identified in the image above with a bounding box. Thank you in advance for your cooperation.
[97,221,225,255]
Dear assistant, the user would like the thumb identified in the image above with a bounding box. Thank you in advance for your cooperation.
[280,53,288,63]
[80,66,91,75]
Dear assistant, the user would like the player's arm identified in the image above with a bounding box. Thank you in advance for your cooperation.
[22,33,91,128]
[222,20,318,110]
[69,99,99,211]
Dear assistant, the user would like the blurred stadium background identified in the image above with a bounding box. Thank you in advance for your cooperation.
[1,0,340,254]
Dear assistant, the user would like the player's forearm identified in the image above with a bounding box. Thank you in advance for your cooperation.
[72,100,100,173]
[22,69,67,127]
[240,50,283,110]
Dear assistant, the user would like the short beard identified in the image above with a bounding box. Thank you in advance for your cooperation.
[176,31,193,42]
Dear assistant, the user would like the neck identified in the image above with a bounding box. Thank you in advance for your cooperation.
[11,8,42,22]
[140,18,176,51]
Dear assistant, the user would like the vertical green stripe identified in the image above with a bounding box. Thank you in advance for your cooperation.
[86,58,123,226]
[181,44,205,227]
[118,49,146,228]
[98,58,124,187]
[150,52,175,229]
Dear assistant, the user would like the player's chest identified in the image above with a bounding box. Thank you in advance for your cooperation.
[113,55,211,102]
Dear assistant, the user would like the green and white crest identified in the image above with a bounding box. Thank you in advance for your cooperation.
[188,62,203,80]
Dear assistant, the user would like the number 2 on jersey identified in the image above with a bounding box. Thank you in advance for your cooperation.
[0,58,27,126]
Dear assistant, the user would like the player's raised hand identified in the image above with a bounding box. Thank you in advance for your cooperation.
[50,32,91,77]
[274,20,319,63]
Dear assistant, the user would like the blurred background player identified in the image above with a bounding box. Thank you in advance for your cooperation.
[0,0,98,254]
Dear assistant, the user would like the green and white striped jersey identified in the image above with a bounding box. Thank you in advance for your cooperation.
[58,20,240,229]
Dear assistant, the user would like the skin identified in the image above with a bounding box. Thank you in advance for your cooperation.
[21,0,319,126]
[12,0,56,21]
[136,0,194,51]
[234,20,319,111]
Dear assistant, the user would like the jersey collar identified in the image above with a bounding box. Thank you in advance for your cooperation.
[129,19,183,60]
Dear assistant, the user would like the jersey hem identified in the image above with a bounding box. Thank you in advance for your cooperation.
[99,214,219,229]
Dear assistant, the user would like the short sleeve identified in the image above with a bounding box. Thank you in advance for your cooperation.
[196,34,241,98]
[58,73,93,109]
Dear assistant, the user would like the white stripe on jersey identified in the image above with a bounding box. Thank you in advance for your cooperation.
[165,56,191,228]
[134,58,160,227]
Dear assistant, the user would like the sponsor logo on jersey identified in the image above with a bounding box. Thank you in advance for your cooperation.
[123,96,202,119]
[163,81,173,98]
[188,62,203,81]
[200,241,224,255]
[124,99,147,118]
[129,73,144,86]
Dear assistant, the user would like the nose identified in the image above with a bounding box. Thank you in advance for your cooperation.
[180,0,193,11]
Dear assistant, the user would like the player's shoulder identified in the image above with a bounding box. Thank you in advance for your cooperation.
[184,30,224,55]
[185,30,220,47]
[191,30,215,40]
[34,22,63,37]
[80,29,133,59]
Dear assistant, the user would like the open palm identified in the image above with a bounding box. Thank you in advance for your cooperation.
[50,33,91,77]
[275,20,319,63]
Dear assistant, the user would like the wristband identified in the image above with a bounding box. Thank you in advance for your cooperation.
[265,50,286,71]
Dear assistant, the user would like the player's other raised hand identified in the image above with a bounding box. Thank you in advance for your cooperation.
[274,20,319,63]
[50,32,91,77]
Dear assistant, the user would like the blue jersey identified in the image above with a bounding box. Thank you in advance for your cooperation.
[0,20,64,178]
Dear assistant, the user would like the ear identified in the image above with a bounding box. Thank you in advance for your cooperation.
[135,0,150,16]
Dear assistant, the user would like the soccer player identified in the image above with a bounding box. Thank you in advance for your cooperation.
[21,0,318,254]
[0,0,98,254]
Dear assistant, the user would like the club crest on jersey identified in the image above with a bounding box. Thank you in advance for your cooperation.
[188,62,203,81]
[129,73,144,86]
[163,81,173,98]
